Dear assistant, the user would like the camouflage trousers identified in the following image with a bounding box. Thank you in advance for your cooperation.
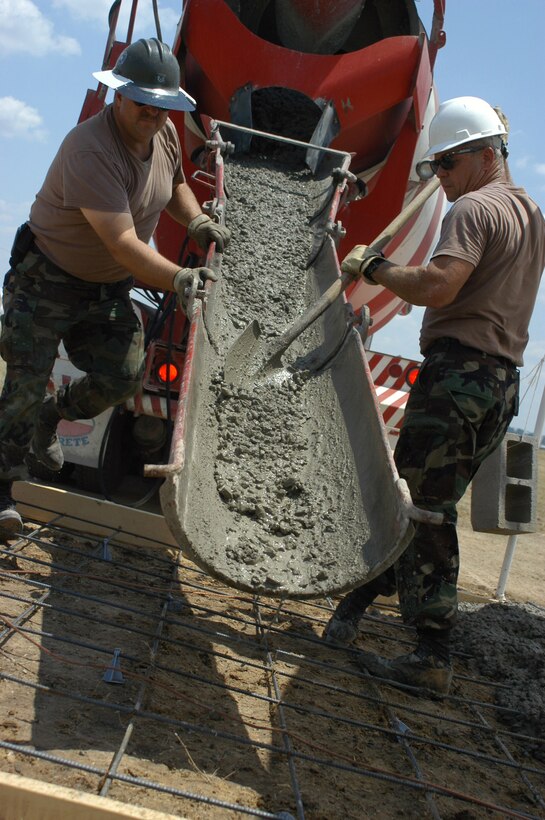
[0,249,144,480]
[364,338,520,633]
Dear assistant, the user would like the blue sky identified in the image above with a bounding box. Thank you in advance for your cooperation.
[1,0,544,432]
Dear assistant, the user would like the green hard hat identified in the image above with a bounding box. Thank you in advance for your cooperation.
[93,38,196,112]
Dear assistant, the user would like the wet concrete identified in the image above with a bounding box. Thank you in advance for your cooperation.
[454,601,545,760]
[162,150,413,597]
[211,365,370,591]
[217,153,326,335]
[189,155,371,594]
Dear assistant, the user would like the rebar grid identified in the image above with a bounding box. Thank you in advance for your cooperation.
[0,505,544,819]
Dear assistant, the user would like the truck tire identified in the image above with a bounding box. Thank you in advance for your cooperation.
[73,410,127,495]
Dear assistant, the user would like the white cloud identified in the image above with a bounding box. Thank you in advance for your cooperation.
[52,0,119,23]
[52,0,181,41]
[0,0,80,56]
[535,164,545,177]
[0,97,46,140]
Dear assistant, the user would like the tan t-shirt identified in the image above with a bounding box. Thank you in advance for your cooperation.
[420,182,545,366]
[29,105,185,282]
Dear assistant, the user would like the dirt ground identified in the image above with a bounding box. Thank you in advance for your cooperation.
[0,452,543,818]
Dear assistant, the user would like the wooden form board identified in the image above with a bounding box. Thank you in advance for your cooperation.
[0,771,184,820]
[12,481,179,551]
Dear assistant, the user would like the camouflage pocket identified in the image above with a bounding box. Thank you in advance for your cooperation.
[0,291,38,361]
[448,384,498,425]
[395,411,462,508]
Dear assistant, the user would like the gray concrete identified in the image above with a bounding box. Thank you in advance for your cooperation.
[471,432,538,534]
[454,601,545,760]
[161,152,414,598]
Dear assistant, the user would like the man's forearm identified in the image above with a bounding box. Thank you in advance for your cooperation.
[165,182,203,226]
[113,235,181,291]
[341,244,474,309]
[371,254,474,308]
[372,262,441,306]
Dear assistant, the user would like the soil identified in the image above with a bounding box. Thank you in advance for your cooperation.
[0,455,543,818]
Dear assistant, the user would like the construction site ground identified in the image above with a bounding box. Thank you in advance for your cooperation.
[0,449,543,819]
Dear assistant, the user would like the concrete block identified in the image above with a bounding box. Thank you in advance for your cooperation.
[471,432,538,534]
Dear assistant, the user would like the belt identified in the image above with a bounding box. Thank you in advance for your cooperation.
[424,337,517,370]
[30,241,133,299]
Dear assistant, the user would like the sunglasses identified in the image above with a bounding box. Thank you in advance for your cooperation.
[132,100,170,112]
[416,146,485,180]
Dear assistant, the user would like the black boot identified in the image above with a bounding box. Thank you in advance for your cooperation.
[356,629,453,697]
[323,584,379,646]
[31,395,64,471]
[0,480,23,538]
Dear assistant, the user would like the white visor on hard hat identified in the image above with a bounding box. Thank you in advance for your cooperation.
[92,69,196,112]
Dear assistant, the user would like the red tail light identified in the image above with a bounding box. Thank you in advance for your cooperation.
[406,366,420,386]
[157,362,180,385]
[143,341,185,394]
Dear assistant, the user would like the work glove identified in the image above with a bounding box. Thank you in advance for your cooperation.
[187,213,231,252]
[173,266,218,313]
[341,245,386,285]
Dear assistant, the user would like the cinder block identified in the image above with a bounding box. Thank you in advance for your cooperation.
[470,432,538,534]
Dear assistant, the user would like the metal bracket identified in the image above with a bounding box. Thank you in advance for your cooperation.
[190,169,216,192]
[103,648,125,684]
[354,305,373,343]
[325,219,346,242]
[331,167,357,186]
[205,137,235,158]
[100,538,112,562]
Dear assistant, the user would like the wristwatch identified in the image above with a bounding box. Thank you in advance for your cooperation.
[362,255,386,284]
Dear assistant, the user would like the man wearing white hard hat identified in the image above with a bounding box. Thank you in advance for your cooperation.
[0,39,229,537]
[323,96,545,697]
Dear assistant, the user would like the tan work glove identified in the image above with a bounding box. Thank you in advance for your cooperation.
[173,267,218,312]
[341,244,386,285]
[187,213,231,252]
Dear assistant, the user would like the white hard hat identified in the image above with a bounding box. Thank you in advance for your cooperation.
[424,96,507,158]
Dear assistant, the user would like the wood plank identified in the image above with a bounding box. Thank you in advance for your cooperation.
[12,480,179,550]
[0,771,185,820]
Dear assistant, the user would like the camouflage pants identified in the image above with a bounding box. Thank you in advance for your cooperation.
[0,249,144,480]
[365,339,519,633]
